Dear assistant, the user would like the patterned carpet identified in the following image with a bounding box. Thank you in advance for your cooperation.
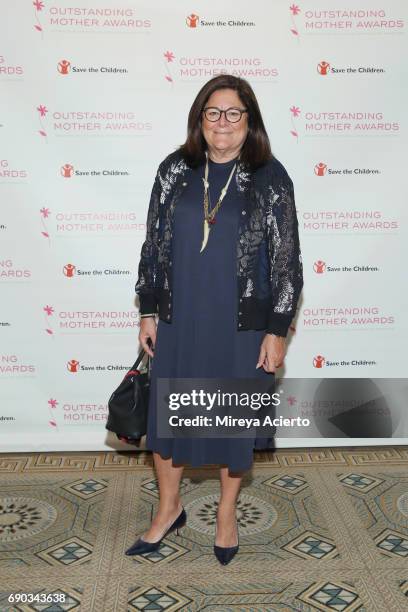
[0,446,407,611]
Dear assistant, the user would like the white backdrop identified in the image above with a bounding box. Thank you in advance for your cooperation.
[1,1,407,451]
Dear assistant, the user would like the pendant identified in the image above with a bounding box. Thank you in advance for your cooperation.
[200,219,210,253]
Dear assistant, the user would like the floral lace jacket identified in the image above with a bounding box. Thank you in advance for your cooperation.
[135,150,303,337]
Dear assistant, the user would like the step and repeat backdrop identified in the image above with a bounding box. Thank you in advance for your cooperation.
[1,1,407,451]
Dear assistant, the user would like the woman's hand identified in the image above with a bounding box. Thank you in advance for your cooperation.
[256,333,287,373]
[139,317,157,358]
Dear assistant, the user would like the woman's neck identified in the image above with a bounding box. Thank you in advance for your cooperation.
[207,147,241,163]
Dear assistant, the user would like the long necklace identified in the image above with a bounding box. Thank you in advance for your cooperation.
[200,151,237,253]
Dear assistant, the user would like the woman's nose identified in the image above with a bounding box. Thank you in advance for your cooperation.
[218,112,228,126]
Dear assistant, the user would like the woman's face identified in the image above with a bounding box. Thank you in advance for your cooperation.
[201,88,248,157]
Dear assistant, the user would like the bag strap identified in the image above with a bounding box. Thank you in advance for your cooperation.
[133,338,153,371]
[134,348,146,370]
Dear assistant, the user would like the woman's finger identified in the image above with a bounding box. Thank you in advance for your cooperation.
[140,333,155,358]
[264,354,275,374]
[256,345,267,368]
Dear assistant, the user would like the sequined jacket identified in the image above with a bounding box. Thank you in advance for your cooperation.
[135,150,303,337]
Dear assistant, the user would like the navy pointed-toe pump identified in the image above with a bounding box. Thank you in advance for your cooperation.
[213,518,239,565]
[125,507,186,556]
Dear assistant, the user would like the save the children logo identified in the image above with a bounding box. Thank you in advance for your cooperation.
[63,263,76,277]
[62,263,131,277]
[66,360,130,372]
[317,60,385,75]
[312,261,379,274]
[185,13,255,28]
[314,162,381,176]
[186,13,199,27]
[313,355,325,368]
[315,163,327,176]
[67,359,80,373]
[61,164,74,178]
[60,164,130,177]
[313,260,326,274]
[56,59,129,75]
[317,60,330,75]
[313,355,377,368]
[58,59,71,74]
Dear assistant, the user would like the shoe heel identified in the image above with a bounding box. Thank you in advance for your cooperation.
[175,520,186,537]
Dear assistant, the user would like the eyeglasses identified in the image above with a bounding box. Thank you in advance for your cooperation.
[202,107,248,123]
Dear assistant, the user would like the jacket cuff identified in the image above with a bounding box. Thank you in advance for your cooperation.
[266,312,293,337]
[138,292,158,316]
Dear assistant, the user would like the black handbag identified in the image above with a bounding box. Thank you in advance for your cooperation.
[106,345,151,445]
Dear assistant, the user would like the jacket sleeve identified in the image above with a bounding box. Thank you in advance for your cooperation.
[134,163,163,315]
[266,165,303,337]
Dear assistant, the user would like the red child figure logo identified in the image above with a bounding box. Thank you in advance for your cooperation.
[61,164,74,178]
[313,260,326,274]
[314,162,327,176]
[317,61,330,75]
[58,60,71,75]
[63,263,76,277]
[313,355,325,368]
[67,359,79,372]
[186,14,199,27]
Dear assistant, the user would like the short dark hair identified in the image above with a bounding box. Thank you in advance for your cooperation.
[178,75,273,171]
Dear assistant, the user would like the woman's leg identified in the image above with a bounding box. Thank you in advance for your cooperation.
[216,466,243,546]
[141,452,185,542]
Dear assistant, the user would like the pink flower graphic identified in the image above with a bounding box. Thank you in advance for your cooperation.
[163,51,175,83]
[47,397,59,429]
[40,207,51,242]
[43,304,54,335]
[289,106,301,142]
[37,104,48,117]
[33,0,45,33]
[36,104,48,139]
[164,51,175,62]
[287,396,297,406]
[289,4,300,37]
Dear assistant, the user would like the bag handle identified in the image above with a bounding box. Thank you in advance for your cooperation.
[134,338,153,371]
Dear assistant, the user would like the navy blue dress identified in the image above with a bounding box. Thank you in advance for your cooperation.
[145,156,275,472]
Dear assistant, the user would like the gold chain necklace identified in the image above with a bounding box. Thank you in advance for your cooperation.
[200,151,238,253]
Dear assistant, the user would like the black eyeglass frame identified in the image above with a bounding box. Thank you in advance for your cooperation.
[202,107,248,123]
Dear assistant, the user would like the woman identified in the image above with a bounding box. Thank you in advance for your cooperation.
[126,75,303,564]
